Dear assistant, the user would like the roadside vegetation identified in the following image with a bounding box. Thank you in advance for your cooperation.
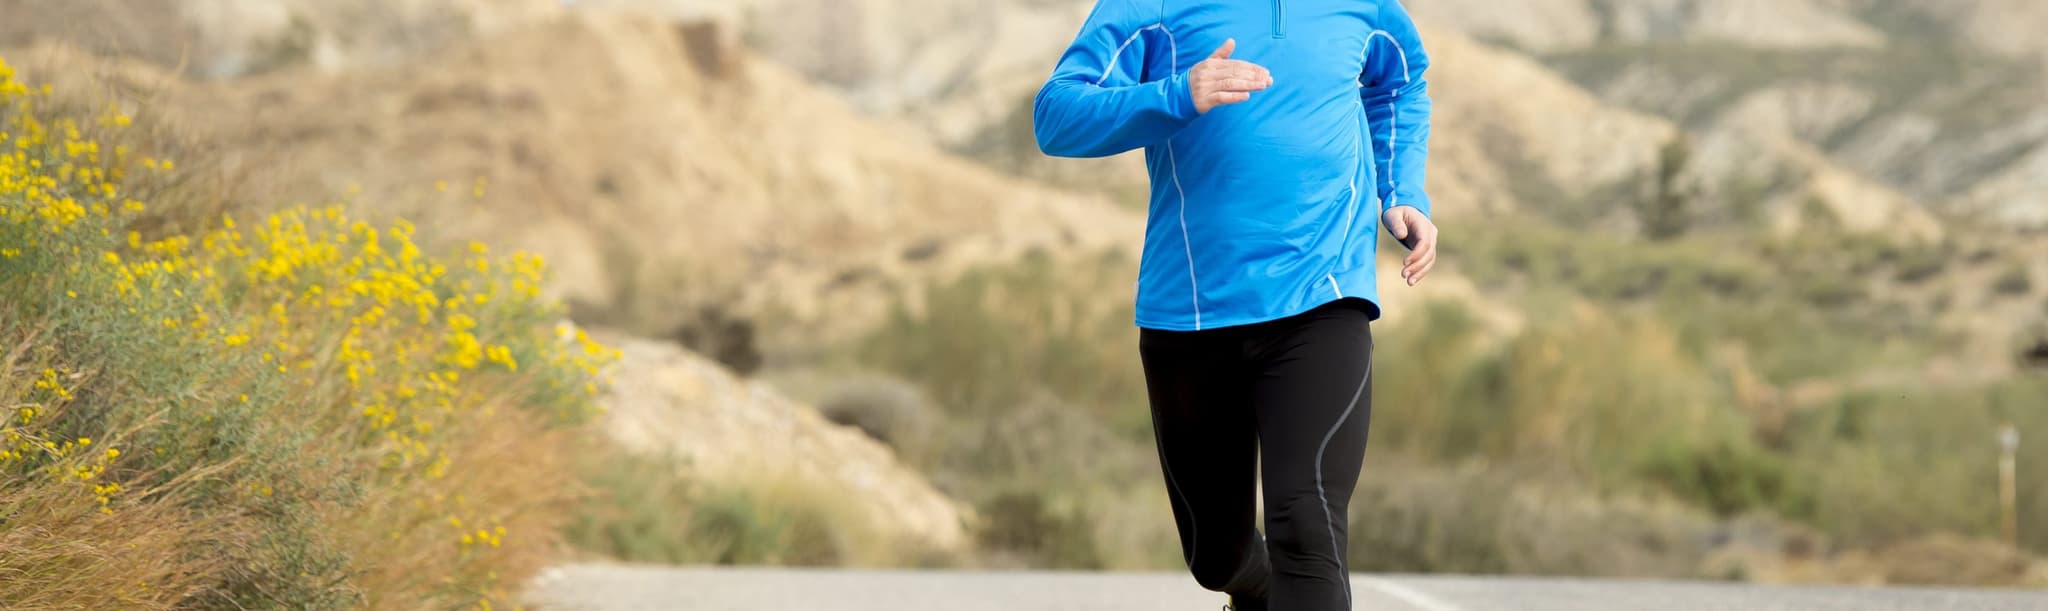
[0,55,617,608]
[823,207,2046,584]
[567,450,917,568]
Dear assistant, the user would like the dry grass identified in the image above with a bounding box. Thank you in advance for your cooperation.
[565,450,937,568]
[0,482,216,609]
[340,407,582,606]
[0,338,219,609]
[0,53,613,608]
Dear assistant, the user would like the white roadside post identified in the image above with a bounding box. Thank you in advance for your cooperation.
[2000,423,2019,547]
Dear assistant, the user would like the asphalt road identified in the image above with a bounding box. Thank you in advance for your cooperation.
[524,565,2048,610]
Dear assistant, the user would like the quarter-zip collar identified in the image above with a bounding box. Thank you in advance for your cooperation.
[1271,0,1287,38]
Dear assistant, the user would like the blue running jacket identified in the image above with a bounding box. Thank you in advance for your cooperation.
[1035,0,1432,330]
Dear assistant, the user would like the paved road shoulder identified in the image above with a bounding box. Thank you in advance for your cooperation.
[526,565,2048,611]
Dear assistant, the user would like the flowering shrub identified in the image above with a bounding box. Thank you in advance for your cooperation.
[0,54,615,608]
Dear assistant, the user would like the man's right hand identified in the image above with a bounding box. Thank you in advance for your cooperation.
[1190,39,1272,114]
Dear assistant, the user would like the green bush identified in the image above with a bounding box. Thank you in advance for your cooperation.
[1797,274,1869,307]
[840,252,1180,570]
[566,450,713,564]
[1373,300,1765,492]
[856,248,1146,435]
[1641,438,1805,518]
[566,450,912,567]
[1350,460,1717,577]
[1454,215,1766,303]
[814,374,939,457]
[1781,380,2048,551]
[978,490,1105,569]
[1636,136,1699,241]
[688,486,845,566]
[1892,242,1948,285]
[1994,264,2033,296]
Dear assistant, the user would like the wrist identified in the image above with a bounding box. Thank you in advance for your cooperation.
[1167,70,1200,120]
[1385,202,1431,220]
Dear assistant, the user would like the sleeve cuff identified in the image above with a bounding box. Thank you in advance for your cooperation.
[1385,200,1431,219]
[1165,71,1199,122]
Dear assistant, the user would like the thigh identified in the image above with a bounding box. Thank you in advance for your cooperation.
[1247,309,1372,611]
[1139,329,1258,444]
[1250,306,1374,510]
[1139,329,1261,565]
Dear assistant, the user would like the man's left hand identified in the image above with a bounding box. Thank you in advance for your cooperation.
[1383,206,1437,286]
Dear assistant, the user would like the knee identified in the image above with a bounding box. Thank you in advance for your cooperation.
[1191,563,1233,591]
[1264,494,1340,554]
[1190,553,1243,591]
[1189,535,1270,592]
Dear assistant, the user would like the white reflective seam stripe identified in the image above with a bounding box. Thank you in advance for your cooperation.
[1327,33,1370,281]
[1316,338,1371,608]
[1331,106,1364,280]
[1158,24,1201,330]
[1346,165,1359,231]
[1327,274,1343,299]
[1168,133,1202,333]
[1101,22,1201,330]
[1364,30,1411,209]
[1096,24,1166,85]
[1365,30,1412,83]
[1384,98,1399,209]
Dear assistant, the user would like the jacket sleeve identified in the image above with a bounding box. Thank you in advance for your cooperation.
[1033,0,1200,158]
[1361,1,1434,217]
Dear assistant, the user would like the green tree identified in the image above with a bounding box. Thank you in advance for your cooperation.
[1638,135,1699,241]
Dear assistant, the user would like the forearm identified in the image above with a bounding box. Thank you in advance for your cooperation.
[1033,72,1199,158]
[1366,82,1431,216]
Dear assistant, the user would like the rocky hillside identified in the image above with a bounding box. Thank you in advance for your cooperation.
[1407,0,1885,51]
[638,0,2047,367]
[1421,26,1936,237]
[661,0,1942,240]
[634,0,2040,385]
[1401,0,2048,227]
[1410,0,2048,62]
[601,334,971,551]
[617,0,2045,235]
[0,0,559,77]
[7,9,1143,357]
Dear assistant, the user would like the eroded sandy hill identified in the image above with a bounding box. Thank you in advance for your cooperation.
[11,13,1144,350]
[1407,0,1882,51]
[601,334,971,552]
[1398,0,2048,229]
[672,0,1940,239]
[0,0,562,77]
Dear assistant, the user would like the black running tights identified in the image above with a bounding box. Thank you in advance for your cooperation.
[1138,300,1374,611]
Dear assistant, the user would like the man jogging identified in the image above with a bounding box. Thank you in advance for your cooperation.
[1033,1,1435,609]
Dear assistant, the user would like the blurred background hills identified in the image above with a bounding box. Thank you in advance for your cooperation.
[5,0,2045,591]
